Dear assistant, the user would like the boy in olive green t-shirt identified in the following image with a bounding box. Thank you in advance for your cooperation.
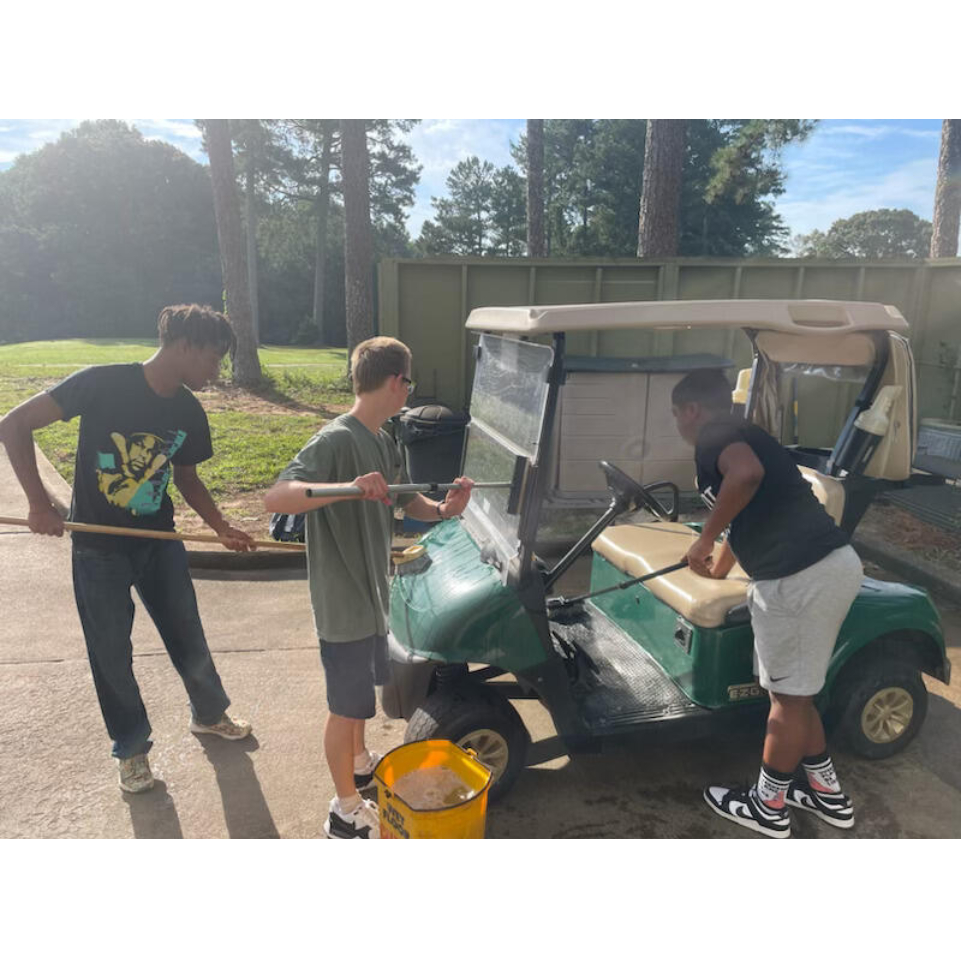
[265,337,473,839]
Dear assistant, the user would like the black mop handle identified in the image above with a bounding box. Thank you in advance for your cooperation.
[548,559,689,609]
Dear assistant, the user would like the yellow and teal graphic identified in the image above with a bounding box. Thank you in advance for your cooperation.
[95,430,186,515]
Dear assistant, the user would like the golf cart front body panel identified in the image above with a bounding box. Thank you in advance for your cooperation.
[388,519,548,673]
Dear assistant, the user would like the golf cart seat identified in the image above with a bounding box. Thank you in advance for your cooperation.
[798,466,845,527]
[592,523,751,629]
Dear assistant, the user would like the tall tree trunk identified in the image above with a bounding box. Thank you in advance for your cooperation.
[341,119,375,355]
[527,119,545,257]
[245,160,260,343]
[931,119,961,258]
[205,118,260,386]
[637,119,687,258]
[312,122,334,344]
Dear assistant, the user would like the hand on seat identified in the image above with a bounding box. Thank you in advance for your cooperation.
[686,536,736,579]
[685,535,716,578]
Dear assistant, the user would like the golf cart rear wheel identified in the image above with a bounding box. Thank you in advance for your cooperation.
[833,664,927,760]
[404,685,530,804]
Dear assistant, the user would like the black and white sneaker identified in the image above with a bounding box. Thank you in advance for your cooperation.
[786,780,854,829]
[324,797,381,839]
[703,785,791,839]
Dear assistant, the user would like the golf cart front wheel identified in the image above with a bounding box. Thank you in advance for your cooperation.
[404,685,530,804]
[833,665,928,760]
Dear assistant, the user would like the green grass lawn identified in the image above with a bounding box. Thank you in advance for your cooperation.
[0,339,346,371]
[0,340,353,530]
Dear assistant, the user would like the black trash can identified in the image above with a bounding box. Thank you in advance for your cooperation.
[399,404,471,496]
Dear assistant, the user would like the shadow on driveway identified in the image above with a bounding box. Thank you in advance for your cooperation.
[197,734,280,839]
[123,781,183,839]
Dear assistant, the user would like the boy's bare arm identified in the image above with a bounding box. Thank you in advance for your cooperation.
[264,472,392,516]
[173,464,255,551]
[403,476,474,521]
[686,442,764,577]
[0,393,67,535]
[709,538,737,579]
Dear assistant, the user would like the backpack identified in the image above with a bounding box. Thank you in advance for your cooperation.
[269,512,306,543]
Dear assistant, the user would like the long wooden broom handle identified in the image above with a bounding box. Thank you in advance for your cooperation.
[0,515,306,552]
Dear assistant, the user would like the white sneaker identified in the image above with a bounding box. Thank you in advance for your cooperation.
[324,796,381,839]
[190,713,252,740]
[354,750,382,789]
[118,753,154,793]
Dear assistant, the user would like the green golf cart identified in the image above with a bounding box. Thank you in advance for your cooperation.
[380,300,950,802]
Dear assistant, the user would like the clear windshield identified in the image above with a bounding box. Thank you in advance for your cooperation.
[462,334,554,562]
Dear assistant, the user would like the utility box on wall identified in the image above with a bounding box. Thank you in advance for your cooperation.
[544,353,733,506]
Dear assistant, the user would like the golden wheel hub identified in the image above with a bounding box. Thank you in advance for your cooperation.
[861,686,914,744]
[456,729,509,783]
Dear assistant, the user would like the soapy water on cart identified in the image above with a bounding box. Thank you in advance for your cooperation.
[391,765,476,809]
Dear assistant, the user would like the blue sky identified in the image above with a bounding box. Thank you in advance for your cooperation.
[0,118,944,245]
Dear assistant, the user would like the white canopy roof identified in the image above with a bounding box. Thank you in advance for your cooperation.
[465,299,909,336]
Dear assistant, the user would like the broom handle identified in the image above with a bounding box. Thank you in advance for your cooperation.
[0,515,306,552]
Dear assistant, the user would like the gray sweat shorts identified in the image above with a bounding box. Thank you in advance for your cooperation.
[748,545,863,697]
[319,634,389,720]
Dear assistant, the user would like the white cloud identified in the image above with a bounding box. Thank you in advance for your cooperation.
[134,118,201,139]
[0,149,18,162]
[821,123,939,141]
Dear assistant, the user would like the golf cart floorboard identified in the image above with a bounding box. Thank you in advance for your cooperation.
[549,601,705,734]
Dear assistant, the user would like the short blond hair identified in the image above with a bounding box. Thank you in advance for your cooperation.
[350,336,412,394]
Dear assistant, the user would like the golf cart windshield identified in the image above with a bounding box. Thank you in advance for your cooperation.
[462,334,554,564]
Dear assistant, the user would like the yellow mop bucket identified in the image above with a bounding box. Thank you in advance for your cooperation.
[374,739,492,839]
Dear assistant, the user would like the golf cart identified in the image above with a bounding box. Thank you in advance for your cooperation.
[381,300,950,802]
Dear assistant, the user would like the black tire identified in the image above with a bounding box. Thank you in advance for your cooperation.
[405,685,530,804]
[832,663,928,760]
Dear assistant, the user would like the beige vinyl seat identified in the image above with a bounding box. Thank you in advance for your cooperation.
[592,522,751,629]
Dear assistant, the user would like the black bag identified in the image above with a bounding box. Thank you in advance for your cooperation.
[269,512,306,543]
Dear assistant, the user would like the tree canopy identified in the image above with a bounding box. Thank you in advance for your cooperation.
[795,208,933,258]
[0,120,221,343]
[415,119,815,258]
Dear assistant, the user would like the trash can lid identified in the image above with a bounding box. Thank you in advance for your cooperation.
[401,404,471,425]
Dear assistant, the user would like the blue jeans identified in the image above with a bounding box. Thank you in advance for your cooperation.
[71,539,230,759]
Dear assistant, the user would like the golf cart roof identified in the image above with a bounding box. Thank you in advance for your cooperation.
[465,299,909,336]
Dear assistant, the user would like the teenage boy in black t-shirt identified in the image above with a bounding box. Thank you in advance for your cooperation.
[0,305,255,794]
[672,368,863,839]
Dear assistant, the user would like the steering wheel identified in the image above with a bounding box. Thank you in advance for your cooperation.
[599,460,675,522]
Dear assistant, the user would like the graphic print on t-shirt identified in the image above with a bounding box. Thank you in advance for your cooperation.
[95,429,186,516]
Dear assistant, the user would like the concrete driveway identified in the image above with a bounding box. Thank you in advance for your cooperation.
[2,446,960,839]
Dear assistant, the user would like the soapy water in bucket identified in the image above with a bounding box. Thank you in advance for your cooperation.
[391,765,476,810]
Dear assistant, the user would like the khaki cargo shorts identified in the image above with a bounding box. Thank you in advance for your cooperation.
[748,545,864,697]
